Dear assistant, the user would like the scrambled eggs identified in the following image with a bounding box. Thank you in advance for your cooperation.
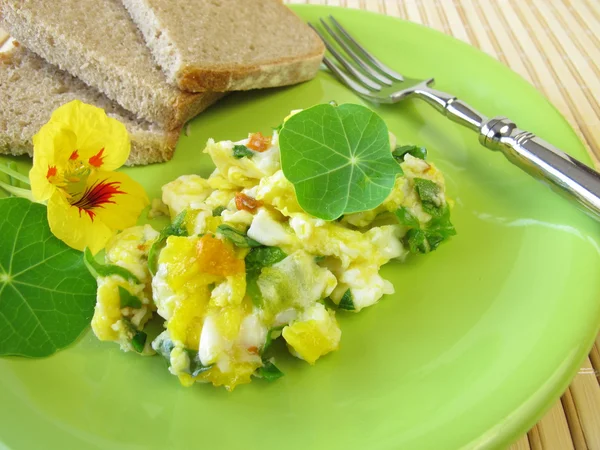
[90,119,453,391]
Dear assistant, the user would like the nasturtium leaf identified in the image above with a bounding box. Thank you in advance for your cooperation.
[0,198,96,357]
[279,103,401,220]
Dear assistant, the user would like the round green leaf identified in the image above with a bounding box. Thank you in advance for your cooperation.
[279,103,400,220]
[0,198,96,357]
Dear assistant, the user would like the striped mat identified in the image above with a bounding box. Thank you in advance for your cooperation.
[1,0,599,447]
[288,1,600,449]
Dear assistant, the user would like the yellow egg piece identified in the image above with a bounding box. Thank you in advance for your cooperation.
[197,361,260,391]
[92,278,121,341]
[282,307,341,365]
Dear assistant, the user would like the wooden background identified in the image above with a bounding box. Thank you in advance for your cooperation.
[285,1,600,448]
[1,0,599,448]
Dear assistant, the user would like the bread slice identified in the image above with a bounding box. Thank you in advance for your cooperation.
[119,0,325,92]
[0,43,179,166]
[0,0,224,129]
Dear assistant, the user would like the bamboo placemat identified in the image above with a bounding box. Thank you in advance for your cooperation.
[1,0,599,448]
[285,0,600,448]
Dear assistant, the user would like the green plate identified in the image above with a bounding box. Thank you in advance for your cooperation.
[1,5,600,450]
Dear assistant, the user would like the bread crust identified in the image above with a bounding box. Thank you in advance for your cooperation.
[171,91,226,129]
[0,0,221,130]
[119,0,325,93]
[124,126,181,166]
[177,50,323,93]
[1,45,181,166]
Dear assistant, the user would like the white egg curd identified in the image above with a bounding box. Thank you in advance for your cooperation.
[89,120,454,391]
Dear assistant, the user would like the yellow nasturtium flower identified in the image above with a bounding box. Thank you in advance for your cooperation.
[29,100,149,254]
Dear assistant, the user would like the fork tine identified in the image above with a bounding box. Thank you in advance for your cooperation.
[309,23,382,91]
[319,18,393,86]
[322,56,373,97]
[328,15,405,82]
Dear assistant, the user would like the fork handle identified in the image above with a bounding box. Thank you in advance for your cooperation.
[480,117,600,217]
[415,87,600,219]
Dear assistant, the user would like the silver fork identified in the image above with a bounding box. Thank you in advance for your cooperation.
[310,16,600,220]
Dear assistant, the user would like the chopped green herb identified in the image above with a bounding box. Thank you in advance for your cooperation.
[406,229,427,254]
[413,178,443,217]
[273,123,283,133]
[314,255,326,263]
[232,144,254,159]
[185,349,213,377]
[262,326,285,355]
[245,247,288,274]
[396,177,455,254]
[0,198,96,358]
[154,337,211,375]
[246,276,263,307]
[156,337,176,364]
[256,360,284,381]
[395,207,420,228]
[245,246,287,306]
[148,210,188,275]
[279,103,400,220]
[212,206,226,217]
[118,286,143,309]
[217,224,261,248]
[84,247,140,284]
[322,297,339,310]
[131,331,147,353]
[425,206,456,250]
[403,206,456,254]
[338,289,355,311]
[392,144,427,161]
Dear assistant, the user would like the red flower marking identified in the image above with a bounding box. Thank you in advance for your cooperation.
[46,166,57,179]
[89,148,105,168]
[69,150,79,160]
[71,179,125,221]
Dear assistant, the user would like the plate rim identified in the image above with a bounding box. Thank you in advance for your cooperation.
[1,4,598,450]
[290,5,600,449]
